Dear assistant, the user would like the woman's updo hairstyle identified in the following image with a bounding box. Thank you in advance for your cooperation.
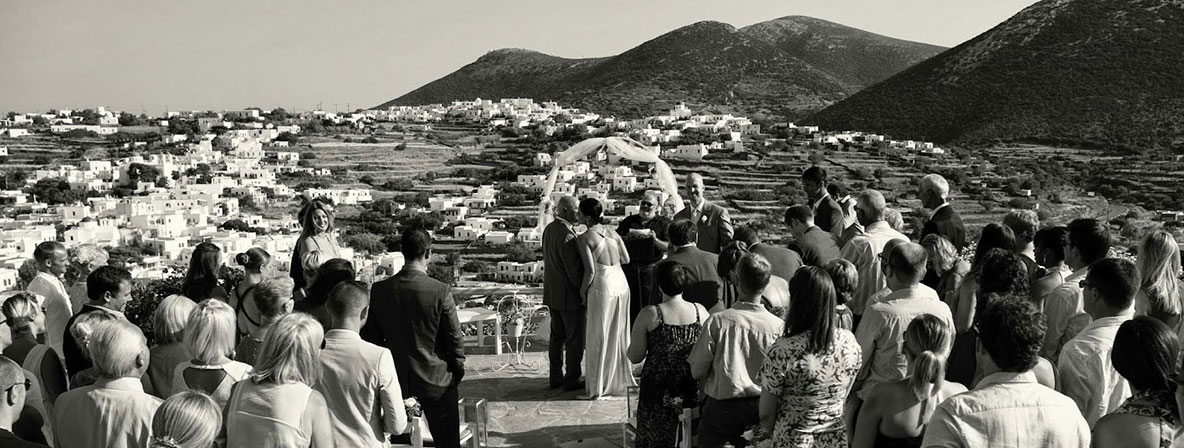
[235,247,270,271]
[903,314,952,411]
[1,292,39,334]
[717,241,751,279]
[579,198,605,225]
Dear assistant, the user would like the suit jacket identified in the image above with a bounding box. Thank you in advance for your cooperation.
[665,246,723,309]
[790,226,842,267]
[749,243,802,283]
[674,201,733,254]
[542,219,584,312]
[922,205,966,251]
[812,194,844,234]
[362,269,465,399]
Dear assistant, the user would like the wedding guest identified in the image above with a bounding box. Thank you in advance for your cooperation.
[224,313,332,448]
[802,166,843,234]
[65,244,108,315]
[1134,230,1184,337]
[170,300,253,409]
[884,208,904,233]
[1,293,66,415]
[954,249,1039,387]
[1043,218,1111,361]
[65,311,119,389]
[62,265,131,377]
[840,189,908,325]
[665,219,723,311]
[318,280,408,447]
[144,295,196,398]
[291,198,343,295]
[298,250,326,301]
[617,190,671,319]
[946,225,1017,386]
[294,258,355,329]
[758,267,861,447]
[1032,226,1072,303]
[230,248,270,340]
[149,391,220,448]
[920,234,970,305]
[54,320,162,448]
[689,253,784,448]
[718,243,789,314]
[919,174,965,251]
[180,242,228,302]
[824,259,858,332]
[784,204,841,267]
[0,356,47,448]
[673,173,733,253]
[627,261,706,448]
[235,277,294,365]
[25,242,72,360]
[542,195,585,391]
[735,226,801,286]
[1093,316,1182,448]
[1004,209,1041,279]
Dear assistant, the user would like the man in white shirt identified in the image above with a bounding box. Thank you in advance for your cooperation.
[840,190,908,323]
[317,280,407,448]
[1057,258,1135,428]
[24,242,71,359]
[923,295,1089,448]
[1042,219,1111,361]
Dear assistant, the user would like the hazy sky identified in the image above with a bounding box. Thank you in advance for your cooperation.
[0,0,1039,115]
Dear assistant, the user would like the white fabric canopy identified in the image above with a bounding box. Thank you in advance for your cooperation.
[537,136,684,232]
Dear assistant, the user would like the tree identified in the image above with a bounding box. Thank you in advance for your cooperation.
[30,178,85,205]
[118,112,144,126]
[378,178,414,191]
[220,219,251,232]
[301,152,317,160]
[503,241,539,263]
[394,143,407,151]
[126,163,161,184]
[275,132,300,144]
[359,175,377,185]
[2,170,29,189]
[344,232,385,254]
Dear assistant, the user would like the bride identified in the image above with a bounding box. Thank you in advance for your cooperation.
[576,198,637,399]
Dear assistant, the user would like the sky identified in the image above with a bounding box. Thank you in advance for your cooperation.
[0,0,1040,115]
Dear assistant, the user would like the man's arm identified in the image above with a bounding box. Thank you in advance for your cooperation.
[820,201,843,234]
[852,308,880,391]
[360,286,384,346]
[560,232,584,291]
[841,240,876,314]
[1040,288,1072,361]
[688,317,716,382]
[1056,348,1099,427]
[439,289,467,371]
[377,349,409,436]
[717,206,733,248]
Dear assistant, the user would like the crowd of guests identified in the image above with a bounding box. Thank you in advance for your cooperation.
[0,198,467,448]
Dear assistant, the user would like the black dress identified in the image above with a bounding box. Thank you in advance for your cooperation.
[635,304,702,448]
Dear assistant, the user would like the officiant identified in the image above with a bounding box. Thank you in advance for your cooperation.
[616,191,671,326]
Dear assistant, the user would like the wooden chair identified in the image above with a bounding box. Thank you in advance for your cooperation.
[622,385,641,446]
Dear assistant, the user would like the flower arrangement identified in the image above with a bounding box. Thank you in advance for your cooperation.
[404,397,423,418]
[740,423,773,448]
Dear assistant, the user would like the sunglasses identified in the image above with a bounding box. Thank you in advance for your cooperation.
[5,378,30,393]
[640,202,654,209]
[1078,280,1092,289]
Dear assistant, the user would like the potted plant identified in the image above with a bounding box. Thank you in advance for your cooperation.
[497,295,533,338]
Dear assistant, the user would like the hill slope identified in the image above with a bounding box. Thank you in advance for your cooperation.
[378,18,944,120]
[806,0,1184,151]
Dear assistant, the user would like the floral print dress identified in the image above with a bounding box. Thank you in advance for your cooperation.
[1110,389,1179,448]
[635,305,702,448]
[757,329,861,448]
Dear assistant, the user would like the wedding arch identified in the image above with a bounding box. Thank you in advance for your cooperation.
[536,136,684,231]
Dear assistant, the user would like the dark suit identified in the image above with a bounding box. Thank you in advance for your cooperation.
[665,246,723,309]
[922,205,966,251]
[542,218,585,387]
[812,194,844,234]
[674,201,733,254]
[749,243,802,283]
[790,226,842,267]
[362,269,465,448]
[62,304,116,377]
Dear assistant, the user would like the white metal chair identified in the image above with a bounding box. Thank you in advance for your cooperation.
[677,406,699,448]
[622,385,641,446]
[392,398,486,448]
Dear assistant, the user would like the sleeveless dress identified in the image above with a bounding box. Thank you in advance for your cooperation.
[585,229,637,398]
[171,360,254,409]
[635,304,702,448]
[1109,389,1179,448]
[874,431,922,448]
[233,283,262,341]
[226,381,314,448]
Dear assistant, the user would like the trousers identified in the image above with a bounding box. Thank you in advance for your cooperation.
[549,309,585,387]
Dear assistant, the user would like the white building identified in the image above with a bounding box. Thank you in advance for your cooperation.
[496,261,544,283]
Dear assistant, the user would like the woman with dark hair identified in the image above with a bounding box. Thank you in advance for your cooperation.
[718,242,790,317]
[1095,316,1181,448]
[946,225,1018,388]
[290,198,342,298]
[575,198,635,399]
[824,259,858,331]
[757,266,861,447]
[181,242,228,302]
[1033,226,1071,302]
[627,261,707,448]
[231,247,271,340]
[293,258,356,329]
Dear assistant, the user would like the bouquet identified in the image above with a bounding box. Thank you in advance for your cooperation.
[740,423,773,448]
[404,397,423,418]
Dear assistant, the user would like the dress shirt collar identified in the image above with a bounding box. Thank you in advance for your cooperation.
[94,376,148,392]
[731,301,765,311]
[812,193,831,209]
[401,266,427,275]
[1066,266,1090,282]
[932,202,950,215]
[1080,313,1133,334]
[675,244,697,252]
[864,221,891,233]
[883,285,938,303]
[325,328,362,341]
[554,216,574,229]
[976,370,1039,389]
[35,271,64,287]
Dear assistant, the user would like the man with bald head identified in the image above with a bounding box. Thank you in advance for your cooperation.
[0,356,46,447]
[674,173,733,254]
[920,174,965,251]
[542,195,586,391]
[840,190,909,326]
[617,191,672,322]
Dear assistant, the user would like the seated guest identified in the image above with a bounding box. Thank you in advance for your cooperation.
[235,277,294,365]
[54,320,162,448]
[852,314,967,448]
[180,242,228,302]
[1033,226,1073,302]
[149,391,220,448]
[1058,258,1136,428]
[65,244,108,316]
[0,356,48,448]
[224,313,332,448]
[1134,230,1184,337]
[824,259,858,332]
[144,295,196,397]
[920,234,970,306]
[62,266,132,378]
[718,243,789,315]
[1003,209,1042,280]
[294,258,355,329]
[840,190,909,325]
[230,248,271,341]
[627,261,707,448]
[758,267,860,447]
[170,299,253,409]
[1043,218,1111,361]
[923,295,1089,447]
[665,219,723,311]
[734,226,801,285]
[784,204,841,268]
[1,293,66,416]
[66,308,121,389]
[1094,317,1182,448]
[689,253,784,448]
[316,281,408,447]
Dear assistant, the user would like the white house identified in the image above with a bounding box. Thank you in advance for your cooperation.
[496,261,544,283]
[667,144,709,160]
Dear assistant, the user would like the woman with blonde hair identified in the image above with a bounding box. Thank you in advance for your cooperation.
[235,277,295,365]
[1135,230,1184,338]
[65,310,120,389]
[150,390,222,448]
[1,292,66,435]
[65,244,108,313]
[170,299,253,408]
[145,295,197,397]
[225,313,332,448]
[291,198,342,297]
[921,234,971,307]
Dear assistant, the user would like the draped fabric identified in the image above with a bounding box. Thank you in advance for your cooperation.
[537,137,684,232]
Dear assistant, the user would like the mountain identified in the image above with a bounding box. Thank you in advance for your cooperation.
[807,0,1184,151]
[378,17,945,120]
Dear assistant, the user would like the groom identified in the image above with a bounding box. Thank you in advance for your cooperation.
[543,195,586,391]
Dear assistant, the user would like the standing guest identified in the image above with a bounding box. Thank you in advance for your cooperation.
[362,229,465,448]
[862,239,913,309]
[24,241,72,361]
[884,208,905,233]
[170,299,253,409]
[689,253,784,448]
[230,248,270,341]
[735,226,801,286]
[1134,230,1184,338]
[665,219,724,311]
[627,261,706,448]
[236,277,295,365]
[825,259,859,332]
[542,195,585,391]
[1,293,66,423]
[1033,226,1073,303]
[1093,317,1182,448]
[297,250,326,302]
[181,242,228,302]
[718,244,789,315]
[149,391,220,448]
[65,244,108,316]
[62,265,131,378]
[923,295,1090,447]
[802,166,844,234]
[948,248,1030,387]
[294,258,356,329]
[1058,258,1136,428]
[65,312,120,389]
[1043,218,1111,361]
[758,267,861,447]
[785,204,841,267]
[840,190,909,325]
[617,191,671,320]
[921,234,971,306]
[291,198,342,297]
[144,295,196,398]
[224,313,332,448]
[317,281,407,448]
[852,315,967,448]
[919,174,966,251]
[54,320,163,448]
[945,225,1016,386]
[1004,209,1042,280]
[576,198,635,400]
[673,173,733,254]
[0,356,47,448]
